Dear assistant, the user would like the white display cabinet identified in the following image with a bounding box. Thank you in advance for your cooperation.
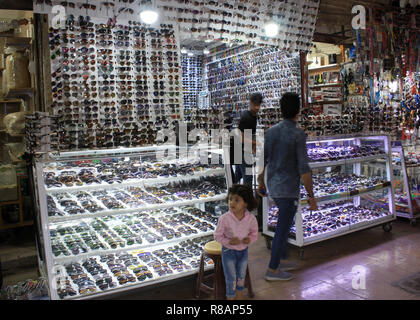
[262,135,396,258]
[390,144,420,225]
[32,145,228,300]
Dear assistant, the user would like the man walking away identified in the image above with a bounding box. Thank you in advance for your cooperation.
[257,92,318,281]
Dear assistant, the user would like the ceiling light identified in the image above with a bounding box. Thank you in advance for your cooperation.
[181,48,188,54]
[139,10,159,24]
[264,21,279,38]
[187,52,194,57]
[205,39,213,43]
[203,48,210,55]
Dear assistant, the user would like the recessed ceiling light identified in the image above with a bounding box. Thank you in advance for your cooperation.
[203,48,210,55]
[139,10,158,24]
[187,52,194,56]
[264,21,279,37]
[181,48,188,54]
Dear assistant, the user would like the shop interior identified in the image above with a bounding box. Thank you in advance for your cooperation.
[0,0,420,301]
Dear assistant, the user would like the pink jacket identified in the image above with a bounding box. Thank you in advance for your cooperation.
[214,210,258,251]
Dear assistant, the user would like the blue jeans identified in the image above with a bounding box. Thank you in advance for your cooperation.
[221,246,248,298]
[234,163,253,186]
[269,198,298,270]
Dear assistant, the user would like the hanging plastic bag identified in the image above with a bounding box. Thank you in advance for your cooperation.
[5,47,30,90]
[0,164,16,187]
[3,111,28,136]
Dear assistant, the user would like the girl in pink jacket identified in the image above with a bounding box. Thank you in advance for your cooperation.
[214,184,258,300]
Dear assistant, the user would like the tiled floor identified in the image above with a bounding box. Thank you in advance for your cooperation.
[111,219,420,300]
[1,220,420,300]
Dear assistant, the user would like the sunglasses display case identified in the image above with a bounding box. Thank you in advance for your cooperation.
[390,143,420,225]
[32,145,228,299]
[262,134,396,257]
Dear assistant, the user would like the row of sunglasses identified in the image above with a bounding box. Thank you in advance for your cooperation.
[55,234,214,299]
[50,206,218,257]
[47,176,227,217]
[43,158,223,188]
[300,172,388,199]
[268,201,390,238]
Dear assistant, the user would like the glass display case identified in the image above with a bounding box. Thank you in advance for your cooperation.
[32,146,228,300]
[390,143,420,225]
[262,135,396,257]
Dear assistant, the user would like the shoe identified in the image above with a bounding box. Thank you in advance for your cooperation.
[278,261,297,271]
[265,270,293,281]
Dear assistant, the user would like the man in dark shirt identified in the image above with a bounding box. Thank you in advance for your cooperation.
[233,93,262,186]
[257,92,318,281]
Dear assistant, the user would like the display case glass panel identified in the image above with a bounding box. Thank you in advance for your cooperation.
[262,135,396,248]
[34,146,228,299]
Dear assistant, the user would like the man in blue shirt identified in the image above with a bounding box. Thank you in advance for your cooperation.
[257,92,318,281]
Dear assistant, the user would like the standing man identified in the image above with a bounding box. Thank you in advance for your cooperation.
[257,92,318,281]
[233,92,262,187]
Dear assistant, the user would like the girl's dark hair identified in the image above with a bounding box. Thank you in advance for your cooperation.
[227,184,257,211]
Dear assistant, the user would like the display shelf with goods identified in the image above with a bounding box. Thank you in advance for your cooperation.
[33,146,229,300]
[203,45,301,133]
[262,135,396,255]
[391,145,420,225]
[369,142,420,225]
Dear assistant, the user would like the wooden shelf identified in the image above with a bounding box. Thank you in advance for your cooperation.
[5,88,34,98]
[0,174,32,230]
[309,83,342,88]
[0,200,19,206]
[2,36,32,49]
[308,64,340,72]
[308,100,342,105]
[0,99,22,103]
[0,220,33,230]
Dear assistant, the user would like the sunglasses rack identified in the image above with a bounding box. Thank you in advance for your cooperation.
[48,15,183,151]
[181,53,204,124]
[204,45,301,132]
[35,0,139,21]
[25,112,60,156]
[34,147,230,299]
[157,0,319,52]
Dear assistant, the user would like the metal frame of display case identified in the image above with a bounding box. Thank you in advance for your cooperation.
[32,145,228,300]
[262,134,397,258]
[391,146,420,225]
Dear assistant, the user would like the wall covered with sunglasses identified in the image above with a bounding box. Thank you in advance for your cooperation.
[158,0,319,52]
[203,45,301,132]
[35,0,319,52]
[48,15,182,151]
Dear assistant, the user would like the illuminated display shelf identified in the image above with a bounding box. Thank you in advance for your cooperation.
[33,146,229,300]
[390,146,420,225]
[261,134,396,257]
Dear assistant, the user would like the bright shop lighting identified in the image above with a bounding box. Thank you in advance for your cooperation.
[139,10,158,24]
[264,21,279,37]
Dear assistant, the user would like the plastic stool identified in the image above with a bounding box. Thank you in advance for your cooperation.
[195,241,254,299]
